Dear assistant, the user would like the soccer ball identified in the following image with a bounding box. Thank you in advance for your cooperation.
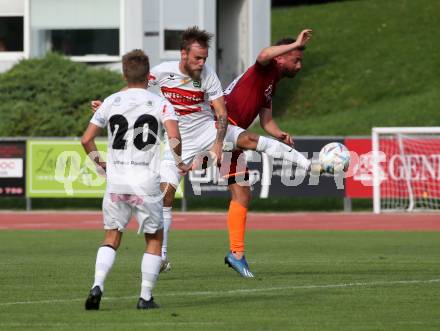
[319,142,350,174]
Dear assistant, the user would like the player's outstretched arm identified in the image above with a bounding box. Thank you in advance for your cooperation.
[259,107,293,146]
[210,96,229,165]
[81,123,106,173]
[257,29,312,66]
[163,120,190,175]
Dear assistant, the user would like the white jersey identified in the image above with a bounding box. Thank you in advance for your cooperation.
[148,61,223,134]
[90,88,177,195]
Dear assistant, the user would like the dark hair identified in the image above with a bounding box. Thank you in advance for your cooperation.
[122,49,150,83]
[180,26,213,51]
[275,37,306,51]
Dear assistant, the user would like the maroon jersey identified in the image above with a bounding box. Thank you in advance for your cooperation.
[224,60,281,129]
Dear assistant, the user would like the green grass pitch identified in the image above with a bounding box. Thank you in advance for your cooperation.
[1,230,439,330]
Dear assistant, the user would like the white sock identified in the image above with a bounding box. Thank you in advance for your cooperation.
[161,207,172,261]
[256,136,311,170]
[140,253,162,300]
[92,245,116,291]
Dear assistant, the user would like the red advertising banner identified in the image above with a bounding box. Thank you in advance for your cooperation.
[345,137,440,199]
[345,138,373,198]
[378,137,440,199]
[0,141,26,197]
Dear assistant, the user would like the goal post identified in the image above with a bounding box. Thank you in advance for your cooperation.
[372,127,440,214]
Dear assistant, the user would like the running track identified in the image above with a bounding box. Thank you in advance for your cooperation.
[0,211,439,231]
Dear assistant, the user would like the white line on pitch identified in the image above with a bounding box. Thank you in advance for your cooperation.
[0,322,224,327]
[0,278,439,307]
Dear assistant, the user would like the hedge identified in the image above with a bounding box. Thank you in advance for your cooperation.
[0,53,124,137]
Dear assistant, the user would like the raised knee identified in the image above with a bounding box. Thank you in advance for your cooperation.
[250,134,260,144]
[243,133,258,144]
[237,132,259,149]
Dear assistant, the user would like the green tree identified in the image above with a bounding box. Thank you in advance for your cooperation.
[0,53,124,137]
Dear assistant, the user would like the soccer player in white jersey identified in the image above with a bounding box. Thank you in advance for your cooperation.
[82,50,189,310]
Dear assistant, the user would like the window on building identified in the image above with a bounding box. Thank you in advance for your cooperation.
[160,0,201,58]
[0,16,24,52]
[164,29,183,51]
[30,0,121,61]
[0,0,25,58]
[51,29,119,56]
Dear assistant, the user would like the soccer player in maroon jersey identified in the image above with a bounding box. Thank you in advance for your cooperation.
[222,29,312,275]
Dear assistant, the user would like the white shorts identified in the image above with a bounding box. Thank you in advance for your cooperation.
[102,192,163,234]
[160,121,245,187]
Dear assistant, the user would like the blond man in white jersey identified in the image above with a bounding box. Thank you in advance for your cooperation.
[148,27,315,275]
[82,50,189,310]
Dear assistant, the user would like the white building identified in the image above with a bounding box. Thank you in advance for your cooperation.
[0,0,270,85]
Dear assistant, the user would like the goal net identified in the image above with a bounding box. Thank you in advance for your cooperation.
[372,127,440,213]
